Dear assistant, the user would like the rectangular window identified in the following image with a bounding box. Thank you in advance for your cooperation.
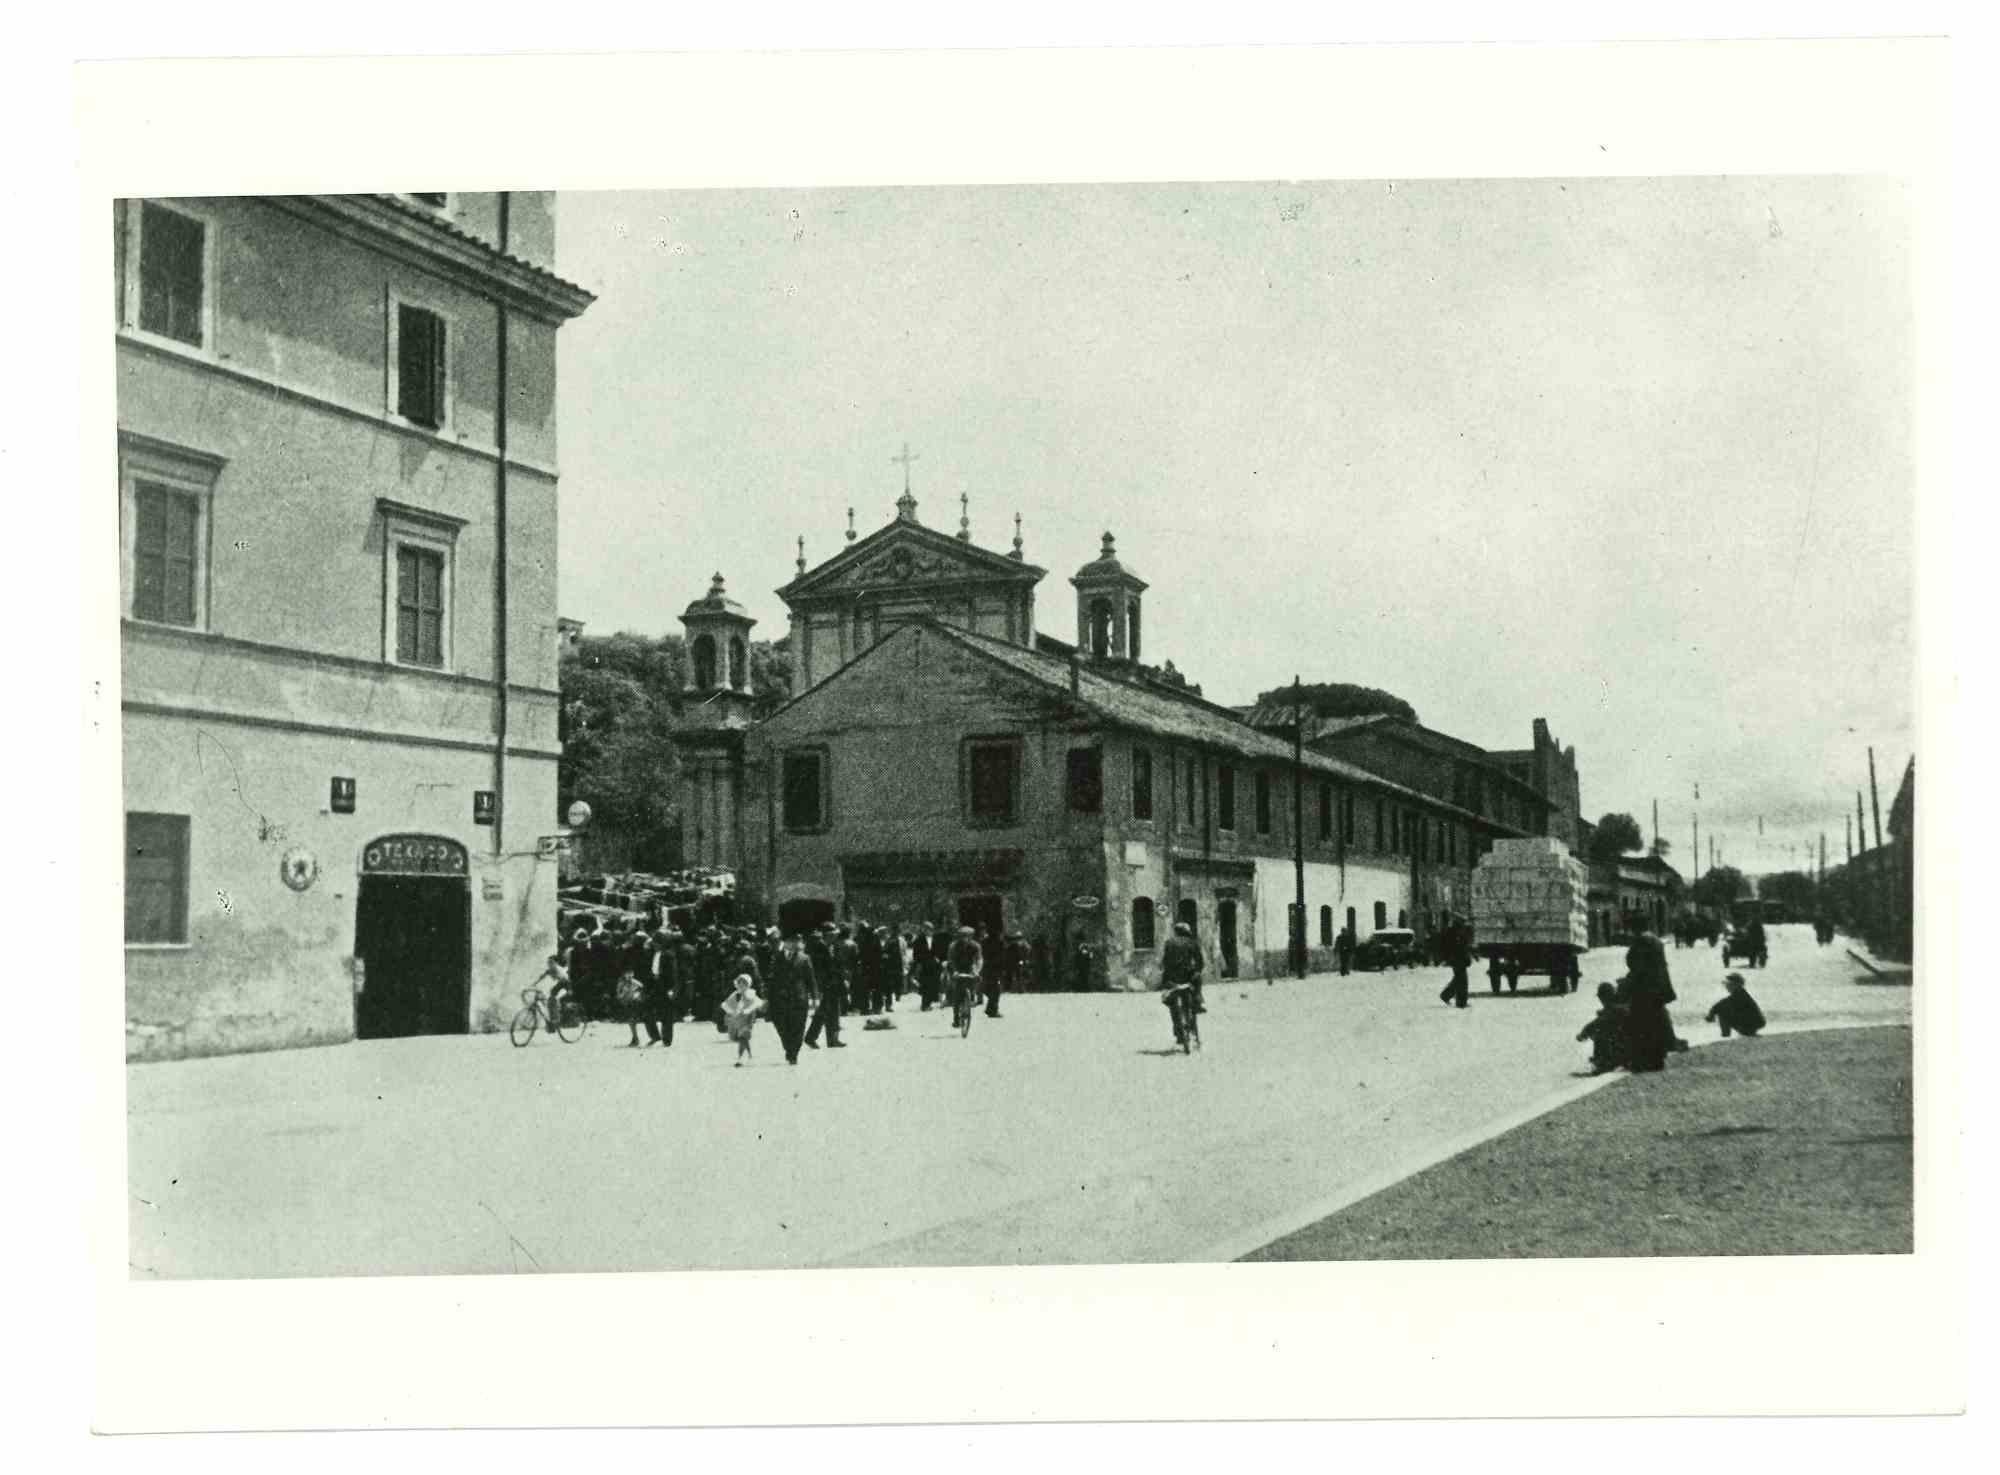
[1067,747,1103,814]
[125,812,190,945]
[1184,757,1197,825]
[1254,771,1273,835]
[1218,766,1236,831]
[781,751,826,831]
[1374,900,1388,931]
[1318,781,1333,842]
[396,545,445,667]
[396,302,448,429]
[1131,747,1154,820]
[968,741,1020,824]
[137,202,207,348]
[1374,797,1385,850]
[131,482,200,626]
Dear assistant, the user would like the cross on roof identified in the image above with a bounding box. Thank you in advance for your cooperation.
[891,441,919,492]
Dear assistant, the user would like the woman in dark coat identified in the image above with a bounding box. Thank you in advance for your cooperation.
[1618,918,1679,1072]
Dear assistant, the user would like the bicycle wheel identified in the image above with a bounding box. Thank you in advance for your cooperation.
[509,1005,539,1048]
[552,992,585,1044]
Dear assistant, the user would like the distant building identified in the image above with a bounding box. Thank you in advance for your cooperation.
[711,493,1534,986]
[556,616,586,656]
[1584,852,1681,944]
[119,193,594,1060]
[1490,718,1585,856]
[1847,755,1914,961]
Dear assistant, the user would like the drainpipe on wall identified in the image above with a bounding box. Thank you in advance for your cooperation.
[492,192,511,859]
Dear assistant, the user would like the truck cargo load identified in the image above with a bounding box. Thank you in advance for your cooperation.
[1470,837,1587,992]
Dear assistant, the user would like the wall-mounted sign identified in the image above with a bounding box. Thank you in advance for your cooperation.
[481,877,505,902]
[361,834,468,877]
[537,834,574,859]
[473,790,497,826]
[279,847,320,892]
[1071,894,1102,912]
[330,777,356,814]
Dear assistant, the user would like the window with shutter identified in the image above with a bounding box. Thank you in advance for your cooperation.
[137,203,207,348]
[397,546,445,666]
[126,812,190,945]
[396,303,448,429]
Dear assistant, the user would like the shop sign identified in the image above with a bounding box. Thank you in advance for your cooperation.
[361,834,469,877]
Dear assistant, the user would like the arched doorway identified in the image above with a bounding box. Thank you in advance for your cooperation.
[353,834,471,1039]
[778,897,836,936]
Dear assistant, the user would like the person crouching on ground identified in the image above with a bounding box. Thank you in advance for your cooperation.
[722,972,763,1066]
[1705,972,1767,1038]
[1577,982,1627,1074]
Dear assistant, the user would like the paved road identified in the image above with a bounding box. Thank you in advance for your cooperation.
[126,924,1910,1278]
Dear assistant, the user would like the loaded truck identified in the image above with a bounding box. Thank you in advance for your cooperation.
[1469,837,1589,994]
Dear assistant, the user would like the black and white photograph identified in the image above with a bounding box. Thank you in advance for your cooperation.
[74,36,1964,1435]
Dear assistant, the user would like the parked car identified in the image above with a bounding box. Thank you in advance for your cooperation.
[1355,927,1419,971]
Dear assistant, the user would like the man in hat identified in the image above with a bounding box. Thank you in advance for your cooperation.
[804,925,848,1050]
[1705,972,1767,1038]
[1437,913,1474,1010]
[912,922,940,1011]
[946,924,984,1025]
[1160,920,1204,1012]
[767,932,817,1064]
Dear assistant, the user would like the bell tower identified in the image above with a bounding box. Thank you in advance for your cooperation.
[1071,531,1148,662]
[678,571,757,731]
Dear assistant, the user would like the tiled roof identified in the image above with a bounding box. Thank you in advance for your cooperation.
[369,193,594,302]
[942,626,1508,829]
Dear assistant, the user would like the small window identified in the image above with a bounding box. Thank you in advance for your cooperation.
[1255,771,1273,835]
[135,202,208,348]
[968,740,1020,824]
[1067,747,1103,814]
[1183,757,1198,825]
[126,812,190,945]
[1131,747,1154,820]
[782,751,826,832]
[1318,781,1333,842]
[1218,766,1236,831]
[1177,898,1198,936]
[1374,900,1388,931]
[131,482,200,626]
[1319,904,1334,947]
[1131,897,1157,950]
[394,301,448,430]
[1346,906,1357,937]
[691,635,717,689]
[728,637,748,690]
[1398,908,1409,928]
[1088,598,1114,658]
[394,546,445,667]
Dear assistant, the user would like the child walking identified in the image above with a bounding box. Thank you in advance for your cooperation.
[1705,972,1767,1038]
[721,972,763,1066]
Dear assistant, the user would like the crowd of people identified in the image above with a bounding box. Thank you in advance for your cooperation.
[550,913,1036,1065]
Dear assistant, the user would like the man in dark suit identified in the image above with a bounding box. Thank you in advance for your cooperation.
[767,934,816,1065]
[1437,916,1474,1009]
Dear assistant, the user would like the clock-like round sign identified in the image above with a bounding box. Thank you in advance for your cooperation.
[280,846,321,892]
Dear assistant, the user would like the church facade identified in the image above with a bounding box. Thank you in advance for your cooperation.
[672,484,1537,989]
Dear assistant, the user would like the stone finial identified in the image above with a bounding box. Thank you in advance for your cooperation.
[1101,530,1116,557]
[958,490,970,542]
[846,507,857,543]
[710,571,726,597]
[796,536,805,574]
[1011,511,1024,560]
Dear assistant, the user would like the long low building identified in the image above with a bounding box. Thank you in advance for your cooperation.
[687,502,1536,989]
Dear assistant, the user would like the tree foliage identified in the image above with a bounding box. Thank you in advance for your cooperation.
[558,628,796,863]
[1689,864,1749,911]
[1757,869,1821,916]
[1588,812,1645,861]
[1256,681,1417,723]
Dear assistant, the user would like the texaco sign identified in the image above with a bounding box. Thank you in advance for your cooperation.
[360,834,469,877]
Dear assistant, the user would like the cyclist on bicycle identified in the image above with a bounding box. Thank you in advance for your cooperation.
[946,925,984,1024]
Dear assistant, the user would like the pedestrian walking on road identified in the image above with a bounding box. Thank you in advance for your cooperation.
[646,928,679,1048]
[915,923,942,1010]
[1335,925,1355,977]
[1438,915,1473,1009]
[804,926,848,1051]
[767,934,816,1065]
[721,972,762,1065]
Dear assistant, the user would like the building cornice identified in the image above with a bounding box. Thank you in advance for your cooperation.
[121,619,562,701]
[266,195,596,325]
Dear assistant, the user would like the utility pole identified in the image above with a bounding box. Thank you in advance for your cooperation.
[1857,790,1868,857]
[1868,747,1884,850]
[1292,675,1307,979]
[1692,813,1700,883]
[1845,812,1852,863]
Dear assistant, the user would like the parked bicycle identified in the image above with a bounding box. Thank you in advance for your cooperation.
[510,959,585,1046]
[1163,982,1201,1054]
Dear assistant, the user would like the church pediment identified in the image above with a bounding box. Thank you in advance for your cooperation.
[780,522,1045,605]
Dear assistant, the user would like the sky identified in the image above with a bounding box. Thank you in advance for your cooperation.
[553,177,1914,880]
